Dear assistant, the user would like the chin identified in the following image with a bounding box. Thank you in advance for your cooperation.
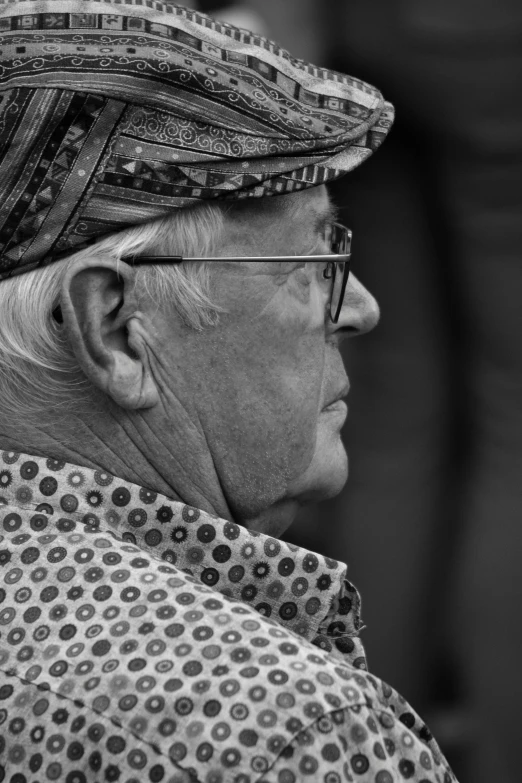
[311,455,348,500]
[290,437,349,503]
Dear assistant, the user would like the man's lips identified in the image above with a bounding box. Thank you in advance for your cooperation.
[322,383,350,411]
[323,400,348,417]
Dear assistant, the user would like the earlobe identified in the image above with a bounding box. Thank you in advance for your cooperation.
[107,315,160,410]
[60,256,159,411]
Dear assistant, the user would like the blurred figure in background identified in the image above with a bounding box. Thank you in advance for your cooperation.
[195,0,323,61]
[194,0,267,36]
[198,1,522,780]
[323,6,522,783]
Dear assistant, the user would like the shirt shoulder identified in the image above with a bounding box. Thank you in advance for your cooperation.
[256,703,457,783]
[0,507,456,782]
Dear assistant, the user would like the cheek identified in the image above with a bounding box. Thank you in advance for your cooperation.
[202,314,326,474]
[245,333,323,421]
[275,342,326,472]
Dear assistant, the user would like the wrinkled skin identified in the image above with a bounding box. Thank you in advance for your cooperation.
[0,186,379,535]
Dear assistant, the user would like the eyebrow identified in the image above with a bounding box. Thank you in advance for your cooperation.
[313,202,340,235]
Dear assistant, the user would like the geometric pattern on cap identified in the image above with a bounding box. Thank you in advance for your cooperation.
[0,0,394,278]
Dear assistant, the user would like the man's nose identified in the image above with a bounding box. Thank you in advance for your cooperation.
[332,273,380,336]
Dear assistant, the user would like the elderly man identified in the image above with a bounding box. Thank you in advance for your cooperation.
[0,2,455,782]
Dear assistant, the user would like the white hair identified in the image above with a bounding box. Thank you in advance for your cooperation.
[0,203,226,431]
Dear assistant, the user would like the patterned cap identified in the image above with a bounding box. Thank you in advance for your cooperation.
[0,0,394,279]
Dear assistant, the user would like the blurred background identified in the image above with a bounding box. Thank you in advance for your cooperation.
[188,1,522,780]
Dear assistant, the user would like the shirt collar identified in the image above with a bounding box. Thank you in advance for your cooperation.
[0,450,366,665]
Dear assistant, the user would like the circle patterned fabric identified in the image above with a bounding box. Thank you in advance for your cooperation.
[0,451,457,782]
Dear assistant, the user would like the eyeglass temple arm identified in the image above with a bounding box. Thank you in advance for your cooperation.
[127,253,351,265]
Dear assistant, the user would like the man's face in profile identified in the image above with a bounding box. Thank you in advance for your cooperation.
[148,186,380,531]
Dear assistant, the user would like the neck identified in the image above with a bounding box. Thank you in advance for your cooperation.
[0,409,299,536]
[0,408,232,521]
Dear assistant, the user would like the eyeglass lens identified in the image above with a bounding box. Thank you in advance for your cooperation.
[326,223,352,323]
[329,261,346,322]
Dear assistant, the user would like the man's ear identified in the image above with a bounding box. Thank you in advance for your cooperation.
[60,255,159,410]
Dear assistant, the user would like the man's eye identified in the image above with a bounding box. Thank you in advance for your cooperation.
[322,262,334,280]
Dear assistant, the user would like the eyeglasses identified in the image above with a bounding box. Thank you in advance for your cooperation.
[128,221,352,324]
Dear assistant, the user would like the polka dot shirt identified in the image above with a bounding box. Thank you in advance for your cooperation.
[0,452,457,782]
